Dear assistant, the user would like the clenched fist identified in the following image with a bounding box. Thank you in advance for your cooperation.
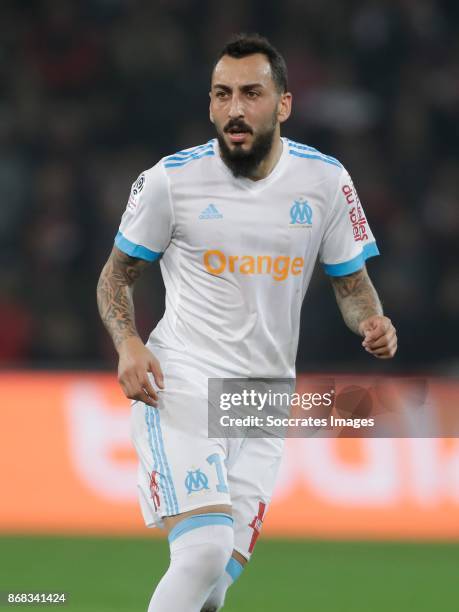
[359,315,397,359]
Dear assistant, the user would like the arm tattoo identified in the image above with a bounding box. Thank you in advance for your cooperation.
[96,247,151,350]
[330,266,383,335]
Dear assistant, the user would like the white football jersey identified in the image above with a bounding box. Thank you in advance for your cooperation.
[115,137,378,381]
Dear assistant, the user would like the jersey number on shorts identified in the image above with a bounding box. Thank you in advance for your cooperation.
[207,453,229,493]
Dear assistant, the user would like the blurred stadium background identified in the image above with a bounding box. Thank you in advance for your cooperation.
[1,1,458,610]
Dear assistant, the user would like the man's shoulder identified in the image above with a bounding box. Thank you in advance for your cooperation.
[161,140,217,171]
[284,138,344,175]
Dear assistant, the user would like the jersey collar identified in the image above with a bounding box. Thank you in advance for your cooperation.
[214,137,288,192]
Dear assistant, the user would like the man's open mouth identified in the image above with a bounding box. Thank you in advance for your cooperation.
[226,126,251,143]
[228,132,249,143]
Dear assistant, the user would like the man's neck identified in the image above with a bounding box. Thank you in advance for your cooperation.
[248,133,283,181]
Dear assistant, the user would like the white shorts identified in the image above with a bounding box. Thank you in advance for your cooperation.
[130,388,284,560]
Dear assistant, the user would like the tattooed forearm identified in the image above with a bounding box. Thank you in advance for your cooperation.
[96,246,151,351]
[330,266,383,335]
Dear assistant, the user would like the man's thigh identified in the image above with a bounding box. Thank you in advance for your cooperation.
[131,397,232,529]
[227,436,285,559]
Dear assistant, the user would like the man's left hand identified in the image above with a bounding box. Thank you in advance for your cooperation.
[359,315,397,359]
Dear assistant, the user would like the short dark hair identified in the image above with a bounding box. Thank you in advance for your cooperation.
[214,33,288,93]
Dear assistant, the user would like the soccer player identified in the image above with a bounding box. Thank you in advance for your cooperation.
[97,33,397,611]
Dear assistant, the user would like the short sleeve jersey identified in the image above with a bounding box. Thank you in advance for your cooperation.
[115,138,379,379]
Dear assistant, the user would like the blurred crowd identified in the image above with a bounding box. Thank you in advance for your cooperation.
[0,0,458,372]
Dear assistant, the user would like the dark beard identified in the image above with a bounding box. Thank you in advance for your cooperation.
[217,123,277,179]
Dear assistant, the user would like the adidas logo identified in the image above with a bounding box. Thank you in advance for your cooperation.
[199,204,223,220]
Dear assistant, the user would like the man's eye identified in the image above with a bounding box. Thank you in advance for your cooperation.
[216,91,228,99]
[247,91,259,98]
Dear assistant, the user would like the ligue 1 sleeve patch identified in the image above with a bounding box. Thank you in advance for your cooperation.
[127,173,145,213]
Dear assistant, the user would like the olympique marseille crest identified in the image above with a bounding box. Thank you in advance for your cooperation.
[185,468,210,494]
[289,197,313,228]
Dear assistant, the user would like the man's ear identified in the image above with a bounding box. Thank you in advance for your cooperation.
[278,92,292,124]
[209,95,215,124]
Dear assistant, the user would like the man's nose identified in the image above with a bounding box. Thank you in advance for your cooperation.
[228,94,244,118]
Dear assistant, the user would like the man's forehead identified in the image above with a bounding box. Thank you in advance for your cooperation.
[212,53,273,88]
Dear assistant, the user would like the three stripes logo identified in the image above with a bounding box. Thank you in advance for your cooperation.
[199,204,223,220]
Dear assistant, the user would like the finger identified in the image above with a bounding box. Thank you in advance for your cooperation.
[386,336,398,356]
[367,338,397,358]
[369,347,391,357]
[366,342,393,356]
[140,374,159,403]
[360,314,390,331]
[359,322,377,337]
[363,320,386,337]
[149,360,165,389]
[120,372,157,406]
[118,374,136,399]
[364,329,396,350]
[362,328,385,345]
[132,389,158,407]
[133,367,159,405]
[362,321,393,346]
[375,350,396,359]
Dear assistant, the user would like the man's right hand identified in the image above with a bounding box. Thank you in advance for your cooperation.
[117,336,164,407]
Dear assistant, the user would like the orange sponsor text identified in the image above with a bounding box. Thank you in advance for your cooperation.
[203,250,304,281]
